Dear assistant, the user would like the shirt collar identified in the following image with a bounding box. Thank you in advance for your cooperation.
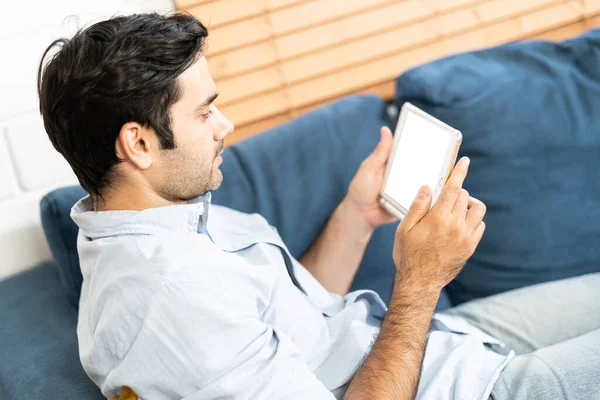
[71,192,212,239]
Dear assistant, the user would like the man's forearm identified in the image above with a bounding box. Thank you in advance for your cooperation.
[299,197,374,295]
[344,278,440,400]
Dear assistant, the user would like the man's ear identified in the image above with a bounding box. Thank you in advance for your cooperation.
[115,122,154,170]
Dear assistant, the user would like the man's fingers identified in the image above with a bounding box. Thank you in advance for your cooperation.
[466,196,487,229]
[452,189,470,215]
[401,185,432,231]
[368,126,394,165]
[467,196,478,210]
[435,157,470,211]
[471,221,486,246]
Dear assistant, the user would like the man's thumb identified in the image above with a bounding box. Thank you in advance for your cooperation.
[370,127,393,164]
[402,185,432,230]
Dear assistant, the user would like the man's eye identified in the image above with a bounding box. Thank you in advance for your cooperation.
[201,110,214,119]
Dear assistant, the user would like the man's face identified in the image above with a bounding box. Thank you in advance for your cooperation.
[152,56,233,202]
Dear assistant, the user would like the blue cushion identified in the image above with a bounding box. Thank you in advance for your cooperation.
[395,28,600,304]
[41,94,451,309]
[0,263,104,399]
[41,187,87,307]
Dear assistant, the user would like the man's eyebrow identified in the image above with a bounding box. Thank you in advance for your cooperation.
[195,92,219,113]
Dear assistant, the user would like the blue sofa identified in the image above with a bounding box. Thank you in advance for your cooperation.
[1,28,599,398]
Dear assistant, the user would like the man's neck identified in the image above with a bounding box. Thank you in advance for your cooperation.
[95,186,181,212]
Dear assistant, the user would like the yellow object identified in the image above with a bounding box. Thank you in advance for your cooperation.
[107,386,138,400]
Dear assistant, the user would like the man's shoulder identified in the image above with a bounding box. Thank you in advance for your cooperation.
[77,233,277,360]
[207,205,286,251]
[81,228,278,314]
[210,204,275,230]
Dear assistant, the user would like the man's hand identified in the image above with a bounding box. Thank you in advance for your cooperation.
[344,156,487,400]
[346,126,398,230]
[393,156,487,291]
[300,126,397,295]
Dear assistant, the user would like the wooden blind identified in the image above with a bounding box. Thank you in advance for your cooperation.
[175,0,600,145]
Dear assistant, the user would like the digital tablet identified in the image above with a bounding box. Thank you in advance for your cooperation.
[380,102,463,220]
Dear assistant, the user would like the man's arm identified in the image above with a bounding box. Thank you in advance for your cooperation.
[346,279,439,399]
[300,127,398,295]
[299,198,374,295]
[345,157,487,399]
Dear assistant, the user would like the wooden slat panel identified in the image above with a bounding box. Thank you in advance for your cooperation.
[202,0,396,55]
[208,42,278,81]
[188,0,266,29]
[203,15,272,55]
[219,2,596,125]
[209,0,487,81]
[214,1,486,106]
[476,0,563,22]
[430,8,482,36]
[225,13,600,145]
[225,113,292,145]
[358,81,395,103]
[286,42,448,109]
[535,16,600,40]
[285,2,590,108]
[278,0,563,61]
[585,12,600,25]
[206,0,484,55]
[484,2,581,45]
[279,21,438,85]
[277,0,556,85]
[275,0,432,60]
[215,67,283,106]
[586,14,600,28]
[214,0,568,107]
[423,0,483,12]
[221,91,290,127]
[177,0,310,13]
[519,2,585,31]
[583,16,600,29]
[443,29,488,54]
[266,0,311,11]
[584,0,600,15]
[269,0,395,36]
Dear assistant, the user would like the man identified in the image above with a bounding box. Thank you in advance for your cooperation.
[38,12,599,400]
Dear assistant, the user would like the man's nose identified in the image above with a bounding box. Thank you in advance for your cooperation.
[213,107,234,141]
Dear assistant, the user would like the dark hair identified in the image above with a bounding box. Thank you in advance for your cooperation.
[38,12,208,201]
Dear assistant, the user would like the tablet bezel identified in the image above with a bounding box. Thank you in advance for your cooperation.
[379,102,463,220]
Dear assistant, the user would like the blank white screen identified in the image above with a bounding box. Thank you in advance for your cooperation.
[384,110,452,210]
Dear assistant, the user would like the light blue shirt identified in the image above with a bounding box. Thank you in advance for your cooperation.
[72,192,513,400]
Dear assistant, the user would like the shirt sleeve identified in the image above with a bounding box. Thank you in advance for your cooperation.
[103,273,336,400]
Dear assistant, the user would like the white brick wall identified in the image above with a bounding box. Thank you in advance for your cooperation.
[0,0,175,280]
